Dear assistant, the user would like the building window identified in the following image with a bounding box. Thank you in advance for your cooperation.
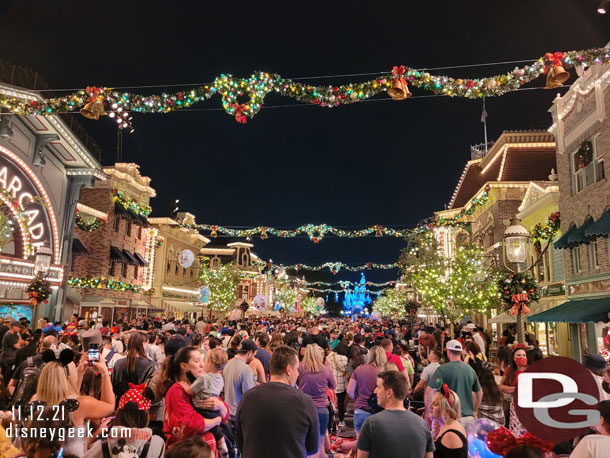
[589,240,600,270]
[134,265,139,281]
[113,217,120,232]
[126,221,132,237]
[138,225,143,239]
[536,249,550,283]
[573,140,604,194]
[121,262,128,278]
[166,261,171,273]
[571,246,581,274]
[242,285,249,299]
[109,262,115,276]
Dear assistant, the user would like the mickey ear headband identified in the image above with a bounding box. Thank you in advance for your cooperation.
[436,379,453,406]
[28,398,80,416]
[42,348,75,378]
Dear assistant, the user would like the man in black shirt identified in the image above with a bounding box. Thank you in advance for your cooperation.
[236,345,319,458]
[13,329,42,369]
[300,324,329,356]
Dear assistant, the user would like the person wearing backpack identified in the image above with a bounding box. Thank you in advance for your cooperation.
[83,383,165,458]
[8,334,56,405]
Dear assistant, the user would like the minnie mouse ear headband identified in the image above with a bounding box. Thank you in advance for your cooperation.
[487,427,554,457]
[119,383,151,411]
[42,348,75,377]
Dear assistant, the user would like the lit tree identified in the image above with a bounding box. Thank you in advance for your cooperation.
[372,288,409,317]
[199,259,239,314]
[400,230,500,327]
[275,286,298,312]
[301,296,318,316]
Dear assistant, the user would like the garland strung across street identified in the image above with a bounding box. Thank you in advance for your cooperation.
[301,280,397,288]
[182,223,411,243]
[307,287,382,295]
[1,47,608,124]
[269,261,399,274]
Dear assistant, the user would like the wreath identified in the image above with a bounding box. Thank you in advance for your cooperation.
[531,212,560,243]
[240,301,250,312]
[497,272,540,316]
[27,274,51,305]
[75,210,103,232]
[405,301,419,317]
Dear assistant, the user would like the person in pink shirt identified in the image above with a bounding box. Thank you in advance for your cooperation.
[380,339,404,372]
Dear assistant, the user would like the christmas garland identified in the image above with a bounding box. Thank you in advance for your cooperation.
[27,274,51,306]
[531,212,560,243]
[434,186,491,227]
[68,276,147,293]
[0,189,34,256]
[111,188,152,217]
[498,272,541,316]
[1,47,608,123]
[271,261,399,275]
[303,280,396,288]
[75,209,103,232]
[182,223,411,243]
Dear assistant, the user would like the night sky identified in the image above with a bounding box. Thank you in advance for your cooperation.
[1,1,608,287]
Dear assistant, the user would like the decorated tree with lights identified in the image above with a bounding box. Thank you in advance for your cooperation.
[275,286,298,313]
[199,259,239,315]
[301,296,318,316]
[372,288,409,318]
[400,230,500,330]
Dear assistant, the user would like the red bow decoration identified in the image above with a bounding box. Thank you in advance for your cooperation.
[392,65,407,85]
[441,383,452,406]
[487,427,554,457]
[210,225,218,238]
[66,331,78,337]
[510,293,531,315]
[232,103,248,124]
[544,52,565,73]
[119,382,151,411]
[85,86,104,103]
[375,225,383,237]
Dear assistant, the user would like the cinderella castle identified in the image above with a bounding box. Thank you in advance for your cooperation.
[342,273,373,317]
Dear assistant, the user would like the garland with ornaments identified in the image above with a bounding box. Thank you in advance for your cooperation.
[68,276,148,293]
[27,274,51,306]
[433,186,490,227]
[0,189,36,256]
[75,209,103,232]
[269,261,399,275]
[531,212,560,243]
[182,223,411,243]
[1,47,608,125]
[498,272,541,316]
[301,280,397,288]
[307,287,382,295]
[111,188,152,217]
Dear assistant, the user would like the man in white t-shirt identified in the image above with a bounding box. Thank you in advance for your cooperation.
[569,400,610,458]
[412,349,441,396]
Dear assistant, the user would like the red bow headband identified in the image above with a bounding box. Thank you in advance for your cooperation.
[487,427,554,457]
[118,383,151,411]
[436,379,452,406]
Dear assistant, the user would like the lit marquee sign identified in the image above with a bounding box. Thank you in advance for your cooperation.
[0,145,58,262]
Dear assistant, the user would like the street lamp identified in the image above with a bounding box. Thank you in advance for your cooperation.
[503,216,533,343]
[33,241,53,326]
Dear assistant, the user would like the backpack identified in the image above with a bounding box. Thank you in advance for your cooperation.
[219,421,238,458]
[12,357,44,406]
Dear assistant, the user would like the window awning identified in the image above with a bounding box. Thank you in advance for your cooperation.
[110,246,127,263]
[127,208,140,222]
[567,216,595,246]
[114,202,129,218]
[554,224,577,249]
[585,208,610,239]
[134,252,148,266]
[72,238,89,256]
[137,213,149,226]
[528,296,610,323]
[123,249,139,265]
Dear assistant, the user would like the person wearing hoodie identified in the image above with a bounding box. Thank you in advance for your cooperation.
[84,383,165,458]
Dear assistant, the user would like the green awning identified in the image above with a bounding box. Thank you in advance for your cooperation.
[586,208,610,238]
[567,216,595,245]
[528,296,610,323]
[554,224,577,249]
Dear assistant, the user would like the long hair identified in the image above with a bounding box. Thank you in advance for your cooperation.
[115,405,150,429]
[302,344,324,373]
[465,341,482,355]
[504,347,527,387]
[367,345,388,368]
[36,361,79,406]
[268,332,285,353]
[433,389,461,423]
[164,346,198,384]
[496,345,511,370]
[349,344,365,370]
[80,367,102,399]
[478,367,501,405]
[125,332,149,374]
[229,334,243,351]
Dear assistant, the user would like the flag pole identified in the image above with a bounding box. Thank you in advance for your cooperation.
[482,99,488,153]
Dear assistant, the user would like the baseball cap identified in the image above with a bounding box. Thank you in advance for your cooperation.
[82,329,103,348]
[78,320,86,328]
[375,331,384,338]
[237,339,257,353]
[446,340,463,352]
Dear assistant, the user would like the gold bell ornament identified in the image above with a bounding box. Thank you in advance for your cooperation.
[80,99,107,120]
[387,65,412,100]
[545,65,570,89]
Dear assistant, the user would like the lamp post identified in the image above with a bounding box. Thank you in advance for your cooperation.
[503,216,534,344]
[33,241,53,327]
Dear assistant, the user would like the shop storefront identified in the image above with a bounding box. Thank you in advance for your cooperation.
[0,83,104,322]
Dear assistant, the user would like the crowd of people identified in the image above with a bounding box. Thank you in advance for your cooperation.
[0,313,609,457]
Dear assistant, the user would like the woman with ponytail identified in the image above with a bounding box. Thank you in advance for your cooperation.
[162,346,229,451]
[430,384,468,458]
[112,332,156,402]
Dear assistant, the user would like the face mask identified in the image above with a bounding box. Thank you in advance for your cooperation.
[297,337,303,345]
[515,357,528,367]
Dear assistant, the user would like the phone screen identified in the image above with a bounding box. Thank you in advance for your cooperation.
[88,343,100,363]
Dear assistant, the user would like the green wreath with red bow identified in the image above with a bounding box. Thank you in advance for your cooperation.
[27,274,51,306]
[498,272,540,316]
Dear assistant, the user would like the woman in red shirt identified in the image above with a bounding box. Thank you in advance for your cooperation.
[163,346,229,451]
